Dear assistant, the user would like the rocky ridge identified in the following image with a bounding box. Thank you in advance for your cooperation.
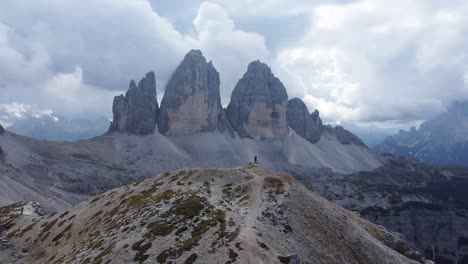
[108,50,363,148]
[0,164,423,264]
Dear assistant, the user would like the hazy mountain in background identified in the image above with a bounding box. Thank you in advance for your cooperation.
[374,102,468,166]
[6,115,109,141]
[340,122,396,147]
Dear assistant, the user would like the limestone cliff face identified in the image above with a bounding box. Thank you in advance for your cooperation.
[109,72,158,135]
[286,98,322,143]
[226,61,289,139]
[158,50,227,136]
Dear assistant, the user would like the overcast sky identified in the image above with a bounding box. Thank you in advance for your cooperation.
[0,0,467,127]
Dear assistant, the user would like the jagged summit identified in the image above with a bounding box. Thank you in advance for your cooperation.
[0,164,421,264]
[286,97,323,143]
[109,71,158,135]
[185,48,203,58]
[105,51,366,147]
[226,60,289,139]
[158,49,229,135]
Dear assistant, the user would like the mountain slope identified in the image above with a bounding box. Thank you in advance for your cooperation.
[374,102,468,165]
[0,164,422,264]
[291,155,468,264]
[0,129,380,212]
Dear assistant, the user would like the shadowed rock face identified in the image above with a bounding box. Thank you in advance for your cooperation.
[226,60,289,139]
[159,49,228,136]
[109,72,158,135]
[287,98,322,143]
[0,124,4,135]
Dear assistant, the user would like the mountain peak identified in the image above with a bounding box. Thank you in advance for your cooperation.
[185,49,203,58]
[109,71,158,135]
[158,49,228,135]
[227,60,288,139]
[245,60,272,77]
[287,98,322,143]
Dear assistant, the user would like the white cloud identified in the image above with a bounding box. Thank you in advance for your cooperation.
[272,0,468,124]
[44,66,121,117]
[192,2,269,104]
[0,0,268,121]
[0,102,55,126]
[0,0,468,127]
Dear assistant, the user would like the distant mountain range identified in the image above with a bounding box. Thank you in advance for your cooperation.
[374,102,468,166]
[340,122,396,147]
[6,115,109,141]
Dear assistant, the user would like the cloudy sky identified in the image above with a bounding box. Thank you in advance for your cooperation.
[0,0,467,127]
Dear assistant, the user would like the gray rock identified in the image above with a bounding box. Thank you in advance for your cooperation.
[109,72,158,135]
[159,50,225,135]
[311,110,323,128]
[226,60,289,139]
[0,124,4,135]
[286,98,322,143]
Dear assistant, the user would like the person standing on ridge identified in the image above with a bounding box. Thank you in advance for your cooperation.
[254,156,258,164]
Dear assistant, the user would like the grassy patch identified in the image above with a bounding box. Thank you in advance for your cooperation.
[52,223,72,242]
[153,190,176,203]
[40,218,58,234]
[59,211,69,218]
[144,221,175,238]
[90,196,101,204]
[265,177,285,197]
[163,196,206,220]
[20,223,35,237]
[94,243,115,263]
[184,253,198,264]
[239,195,250,205]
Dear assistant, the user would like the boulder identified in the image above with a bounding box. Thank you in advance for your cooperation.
[109,72,158,135]
[226,60,289,139]
[158,50,227,135]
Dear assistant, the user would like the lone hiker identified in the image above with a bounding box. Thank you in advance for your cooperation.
[254,156,258,164]
[20,207,23,215]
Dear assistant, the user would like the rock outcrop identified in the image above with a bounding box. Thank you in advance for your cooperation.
[159,50,228,136]
[286,98,322,143]
[109,72,158,135]
[226,61,289,139]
